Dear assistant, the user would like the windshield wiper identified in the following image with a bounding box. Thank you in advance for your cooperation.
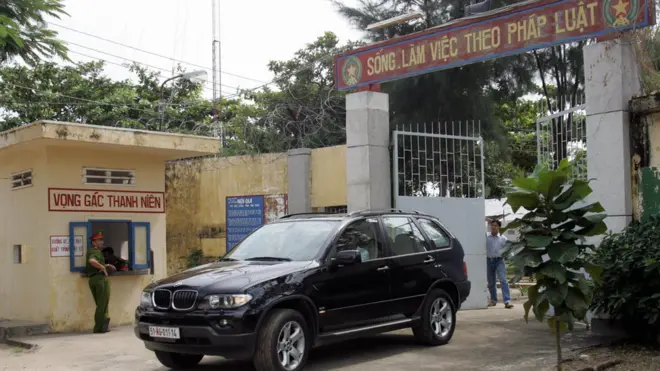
[244,256,292,261]
[219,257,238,261]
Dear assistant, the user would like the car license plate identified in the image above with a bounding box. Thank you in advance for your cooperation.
[148,326,180,339]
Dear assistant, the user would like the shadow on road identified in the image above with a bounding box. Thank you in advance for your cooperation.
[171,332,420,371]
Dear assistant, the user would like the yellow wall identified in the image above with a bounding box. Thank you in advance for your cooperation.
[165,146,348,274]
[0,143,49,324]
[43,144,168,332]
[166,154,288,273]
[311,145,347,209]
[0,142,169,332]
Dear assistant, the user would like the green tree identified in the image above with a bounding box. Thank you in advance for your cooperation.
[486,98,541,198]
[503,157,606,369]
[227,32,361,154]
[635,26,660,93]
[0,60,233,134]
[0,0,69,65]
[532,42,587,169]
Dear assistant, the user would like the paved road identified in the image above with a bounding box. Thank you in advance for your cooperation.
[1,306,591,371]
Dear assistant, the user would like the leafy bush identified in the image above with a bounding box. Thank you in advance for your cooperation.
[503,157,606,368]
[591,217,660,332]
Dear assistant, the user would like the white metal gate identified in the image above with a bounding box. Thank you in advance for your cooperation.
[393,121,488,310]
[536,96,587,180]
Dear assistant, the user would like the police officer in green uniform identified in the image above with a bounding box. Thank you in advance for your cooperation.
[85,232,111,333]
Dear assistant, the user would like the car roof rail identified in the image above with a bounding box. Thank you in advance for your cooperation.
[278,212,342,220]
[412,210,436,218]
[347,208,421,217]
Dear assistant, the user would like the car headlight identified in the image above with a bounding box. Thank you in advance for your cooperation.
[140,291,152,307]
[198,294,253,310]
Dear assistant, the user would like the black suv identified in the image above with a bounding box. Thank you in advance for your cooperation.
[135,210,471,371]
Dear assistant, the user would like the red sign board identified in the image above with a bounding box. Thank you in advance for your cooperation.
[48,188,165,213]
[335,0,654,90]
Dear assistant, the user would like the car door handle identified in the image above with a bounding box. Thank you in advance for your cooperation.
[377,266,389,272]
[423,256,435,264]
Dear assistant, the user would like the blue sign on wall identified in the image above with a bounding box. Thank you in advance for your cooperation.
[226,195,265,251]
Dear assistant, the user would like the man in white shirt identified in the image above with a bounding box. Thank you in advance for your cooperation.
[486,220,514,309]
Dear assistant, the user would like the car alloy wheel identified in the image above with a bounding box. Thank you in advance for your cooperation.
[429,297,453,338]
[276,321,306,370]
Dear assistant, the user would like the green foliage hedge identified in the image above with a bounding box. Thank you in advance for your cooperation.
[591,217,660,331]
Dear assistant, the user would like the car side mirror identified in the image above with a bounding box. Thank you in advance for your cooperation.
[334,249,362,266]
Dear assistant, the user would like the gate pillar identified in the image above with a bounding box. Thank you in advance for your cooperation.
[287,148,312,213]
[345,92,391,213]
[584,39,641,233]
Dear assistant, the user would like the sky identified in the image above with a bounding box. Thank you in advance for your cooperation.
[50,0,365,99]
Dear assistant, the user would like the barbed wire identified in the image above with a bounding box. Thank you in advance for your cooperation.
[50,22,267,84]
[221,40,365,99]
[222,54,336,100]
[2,81,159,116]
[0,88,347,171]
[63,41,241,92]
[1,102,541,170]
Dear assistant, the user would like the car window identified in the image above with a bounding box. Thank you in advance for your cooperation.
[417,219,451,249]
[381,216,428,256]
[335,218,383,262]
[224,220,338,261]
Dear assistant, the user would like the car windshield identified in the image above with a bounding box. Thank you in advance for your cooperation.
[223,220,339,261]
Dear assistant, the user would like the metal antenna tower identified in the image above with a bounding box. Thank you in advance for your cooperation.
[211,0,222,145]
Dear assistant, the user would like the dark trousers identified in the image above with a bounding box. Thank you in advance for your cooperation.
[88,274,110,333]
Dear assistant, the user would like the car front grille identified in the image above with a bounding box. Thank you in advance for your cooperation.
[153,290,171,309]
[172,290,198,311]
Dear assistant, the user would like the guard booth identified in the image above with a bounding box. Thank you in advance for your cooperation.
[0,121,219,332]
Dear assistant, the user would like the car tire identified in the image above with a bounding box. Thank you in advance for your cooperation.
[412,289,457,346]
[253,308,310,371]
[154,351,204,369]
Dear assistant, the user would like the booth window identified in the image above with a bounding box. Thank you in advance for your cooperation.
[69,220,151,273]
[11,170,32,190]
[83,167,135,185]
